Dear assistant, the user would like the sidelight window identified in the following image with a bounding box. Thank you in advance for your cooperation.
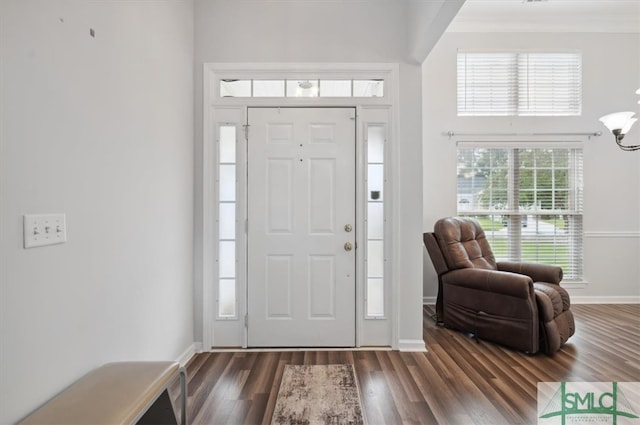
[217,125,237,318]
[366,125,386,317]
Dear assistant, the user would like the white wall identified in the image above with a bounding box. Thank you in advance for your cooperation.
[193,0,425,348]
[0,1,195,423]
[422,32,640,302]
[406,0,465,63]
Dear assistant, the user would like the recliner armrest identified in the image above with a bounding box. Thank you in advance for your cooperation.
[497,261,563,284]
[442,268,533,299]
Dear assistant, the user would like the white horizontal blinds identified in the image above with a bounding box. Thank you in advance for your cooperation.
[456,146,584,281]
[457,52,581,116]
[515,148,584,279]
[518,53,582,116]
[458,53,517,116]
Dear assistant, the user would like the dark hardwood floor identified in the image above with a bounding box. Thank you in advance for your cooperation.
[177,304,640,424]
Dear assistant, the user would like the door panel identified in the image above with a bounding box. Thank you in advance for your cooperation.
[266,159,294,233]
[308,158,336,233]
[265,255,293,318]
[247,107,356,347]
[308,255,336,318]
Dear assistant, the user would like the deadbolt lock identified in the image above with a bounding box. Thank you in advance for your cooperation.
[344,224,353,232]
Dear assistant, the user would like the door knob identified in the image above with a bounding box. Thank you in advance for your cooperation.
[344,242,353,252]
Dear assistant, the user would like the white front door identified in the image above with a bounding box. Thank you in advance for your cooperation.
[247,107,356,347]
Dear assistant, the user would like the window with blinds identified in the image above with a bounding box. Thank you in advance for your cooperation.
[457,52,582,116]
[457,145,583,281]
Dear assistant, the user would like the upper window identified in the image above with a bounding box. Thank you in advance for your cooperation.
[457,52,582,117]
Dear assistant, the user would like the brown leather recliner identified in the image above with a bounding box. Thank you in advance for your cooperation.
[424,217,575,355]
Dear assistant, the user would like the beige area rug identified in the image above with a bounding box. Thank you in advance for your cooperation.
[271,364,365,425]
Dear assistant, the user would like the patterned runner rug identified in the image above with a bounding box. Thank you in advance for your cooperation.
[271,364,365,425]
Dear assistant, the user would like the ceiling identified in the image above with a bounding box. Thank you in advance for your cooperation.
[447,0,640,33]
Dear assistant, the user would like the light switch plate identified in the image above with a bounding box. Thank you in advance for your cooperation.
[23,214,67,248]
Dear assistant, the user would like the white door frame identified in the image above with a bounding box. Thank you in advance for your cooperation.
[201,63,400,350]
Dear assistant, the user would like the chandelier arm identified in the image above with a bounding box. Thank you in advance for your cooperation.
[615,138,640,151]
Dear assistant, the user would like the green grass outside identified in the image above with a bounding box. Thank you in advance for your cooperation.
[476,217,503,231]
[475,216,566,231]
[471,217,570,269]
[488,238,570,269]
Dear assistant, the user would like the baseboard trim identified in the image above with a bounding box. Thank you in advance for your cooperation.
[398,339,427,352]
[176,342,202,366]
[423,296,640,305]
[571,296,640,304]
[423,297,436,305]
[207,346,393,353]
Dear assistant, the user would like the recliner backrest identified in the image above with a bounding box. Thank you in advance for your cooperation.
[423,232,449,276]
[434,217,497,271]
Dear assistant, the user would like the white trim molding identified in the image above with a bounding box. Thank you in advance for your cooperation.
[571,296,640,304]
[560,282,588,289]
[398,339,427,352]
[584,231,640,239]
[176,343,201,367]
[423,296,437,305]
[424,296,640,305]
[201,63,400,351]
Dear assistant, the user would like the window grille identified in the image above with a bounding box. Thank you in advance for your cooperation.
[457,144,583,281]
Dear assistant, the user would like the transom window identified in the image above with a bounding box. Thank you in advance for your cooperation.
[457,144,584,281]
[457,52,582,116]
[220,79,384,98]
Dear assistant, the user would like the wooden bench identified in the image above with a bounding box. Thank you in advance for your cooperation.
[19,361,187,425]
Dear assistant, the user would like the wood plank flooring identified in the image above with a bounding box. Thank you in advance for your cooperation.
[178,304,640,424]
